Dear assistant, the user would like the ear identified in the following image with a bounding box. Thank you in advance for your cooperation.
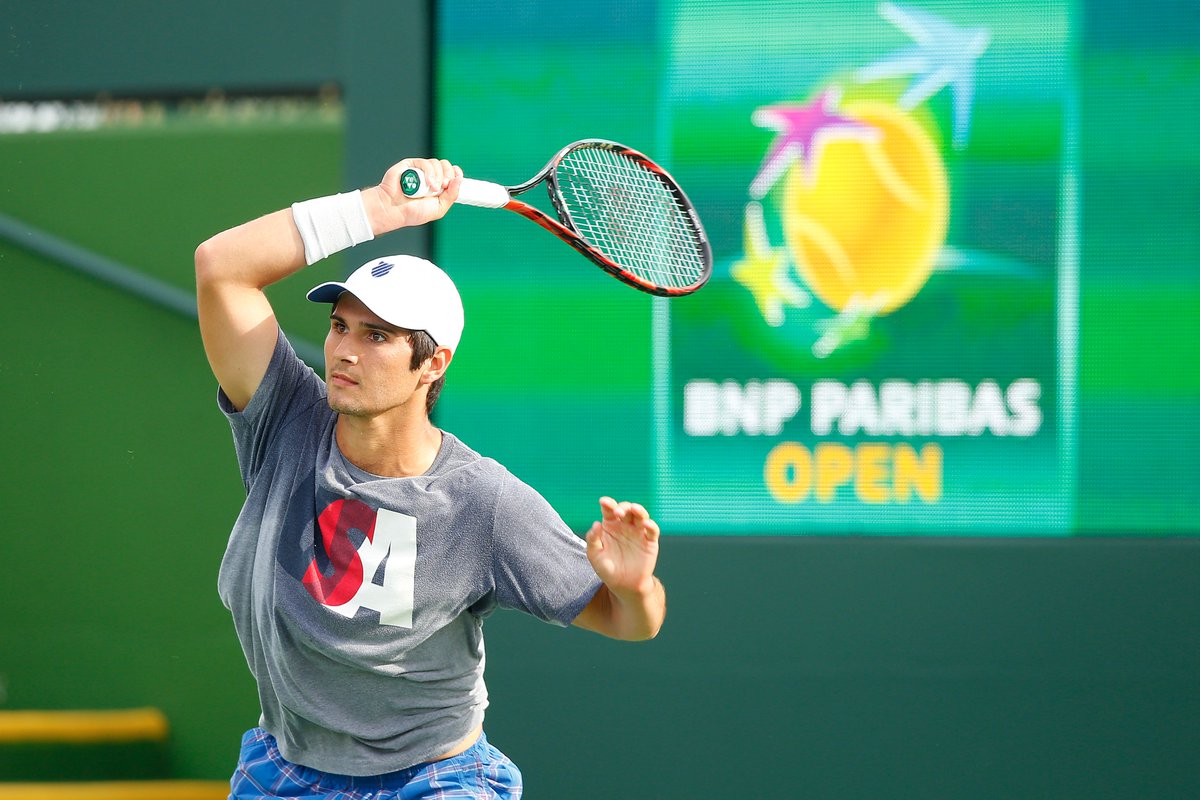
[420,347,453,384]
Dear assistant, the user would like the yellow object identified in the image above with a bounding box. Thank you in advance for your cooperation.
[764,441,943,504]
[732,203,799,327]
[0,782,228,800]
[0,709,168,744]
[782,100,948,315]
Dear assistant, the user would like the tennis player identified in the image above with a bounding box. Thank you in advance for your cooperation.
[195,157,666,798]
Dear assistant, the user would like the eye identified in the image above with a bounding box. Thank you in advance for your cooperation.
[368,331,387,343]
[331,320,347,334]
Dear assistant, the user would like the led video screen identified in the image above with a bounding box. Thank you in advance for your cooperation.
[435,0,1199,535]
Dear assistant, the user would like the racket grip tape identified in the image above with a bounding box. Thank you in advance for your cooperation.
[399,168,509,209]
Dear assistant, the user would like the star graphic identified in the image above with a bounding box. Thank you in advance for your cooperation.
[750,88,880,199]
[856,2,990,149]
[731,203,809,327]
[812,293,888,358]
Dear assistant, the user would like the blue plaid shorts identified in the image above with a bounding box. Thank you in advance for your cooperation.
[228,727,523,799]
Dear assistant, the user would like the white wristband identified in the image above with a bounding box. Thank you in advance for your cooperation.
[291,190,375,265]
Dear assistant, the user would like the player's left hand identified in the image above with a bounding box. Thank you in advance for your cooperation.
[586,496,660,598]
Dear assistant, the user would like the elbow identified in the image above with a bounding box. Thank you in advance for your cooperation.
[193,237,221,288]
[194,239,214,287]
[194,234,245,294]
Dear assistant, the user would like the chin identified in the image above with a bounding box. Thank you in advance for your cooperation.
[327,392,365,417]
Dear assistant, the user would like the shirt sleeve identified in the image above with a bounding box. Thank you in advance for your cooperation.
[490,473,603,626]
[217,329,327,489]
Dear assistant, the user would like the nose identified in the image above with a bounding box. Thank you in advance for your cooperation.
[330,335,359,365]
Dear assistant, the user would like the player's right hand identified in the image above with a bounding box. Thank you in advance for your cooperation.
[368,158,463,234]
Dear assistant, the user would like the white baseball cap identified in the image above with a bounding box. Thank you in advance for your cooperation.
[306,255,464,353]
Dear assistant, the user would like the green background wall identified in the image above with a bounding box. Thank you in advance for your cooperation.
[1,2,1197,797]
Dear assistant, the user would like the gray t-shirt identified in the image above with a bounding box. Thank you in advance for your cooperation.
[216,331,602,775]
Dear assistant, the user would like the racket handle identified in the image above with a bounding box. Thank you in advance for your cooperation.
[399,168,510,209]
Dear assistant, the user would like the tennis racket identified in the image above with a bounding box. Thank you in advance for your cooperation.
[401,139,711,296]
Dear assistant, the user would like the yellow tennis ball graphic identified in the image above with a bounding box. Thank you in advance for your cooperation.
[782,100,948,315]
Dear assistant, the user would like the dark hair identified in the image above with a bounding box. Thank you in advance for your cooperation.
[408,329,446,415]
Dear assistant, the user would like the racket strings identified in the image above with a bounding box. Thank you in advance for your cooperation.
[555,147,706,290]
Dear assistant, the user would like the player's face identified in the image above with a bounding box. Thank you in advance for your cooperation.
[324,293,428,418]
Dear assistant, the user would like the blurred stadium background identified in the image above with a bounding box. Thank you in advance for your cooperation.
[1,1,1196,797]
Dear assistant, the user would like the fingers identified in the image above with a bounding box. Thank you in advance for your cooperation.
[599,495,620,521]
[597,497,660,541]
[586,521,603,550]
[381,158,462,202]
[599,496,650,524]
[410,158,459,196]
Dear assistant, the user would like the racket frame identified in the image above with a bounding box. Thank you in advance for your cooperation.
[412,139,712,296]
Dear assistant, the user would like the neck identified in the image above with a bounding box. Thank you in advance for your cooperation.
[335,412,443,478]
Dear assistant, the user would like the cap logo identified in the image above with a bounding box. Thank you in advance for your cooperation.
[371,261,394,278]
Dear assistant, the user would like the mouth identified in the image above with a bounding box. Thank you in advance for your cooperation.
[329,372,358,388]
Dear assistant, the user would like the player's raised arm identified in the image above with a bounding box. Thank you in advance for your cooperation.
[193,159,462,410]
